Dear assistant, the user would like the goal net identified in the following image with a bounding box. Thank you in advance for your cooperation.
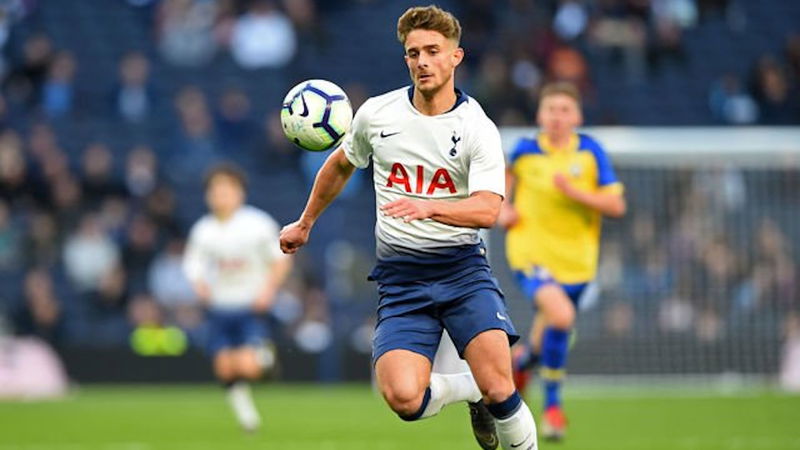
[494,127,800,383]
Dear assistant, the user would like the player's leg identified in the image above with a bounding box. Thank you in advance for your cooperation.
[533,282,585,441]
[374,311,483,421]
[443,285,537,450]
[225,312,269,432]
[433,331,497,450]
[464,330,537,450]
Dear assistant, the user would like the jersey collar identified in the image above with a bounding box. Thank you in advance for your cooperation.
[406,86,469,114]
[537,133,579,154]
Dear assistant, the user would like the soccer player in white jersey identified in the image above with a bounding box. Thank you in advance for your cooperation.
[280,6,537,450]
[183,164,292,432]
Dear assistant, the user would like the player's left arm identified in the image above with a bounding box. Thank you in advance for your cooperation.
[255,218,295,312]
[254,255,293,312]
[381,190,501,228]
[554,141,627,218]
[554,174,626,218]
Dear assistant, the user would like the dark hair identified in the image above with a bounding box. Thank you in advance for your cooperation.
[540,81,582,105]
[203,163,248,191]
[397,5,461,46]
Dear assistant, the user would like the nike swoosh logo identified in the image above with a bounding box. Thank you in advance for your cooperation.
[496,312,507,321]
[510,431,532,448]
[298,91,310,117]
[380,130,401,138]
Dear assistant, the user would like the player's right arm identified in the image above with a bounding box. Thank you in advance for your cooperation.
[183,223,212,304]
[279,148,356,254]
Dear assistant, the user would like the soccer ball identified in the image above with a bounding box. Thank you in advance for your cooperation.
[280,79,353,152]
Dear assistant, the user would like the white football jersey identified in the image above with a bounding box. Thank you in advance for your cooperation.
[183,205,285,309]
[342,87,505,259]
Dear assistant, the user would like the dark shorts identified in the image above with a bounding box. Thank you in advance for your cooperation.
[372,263,519,364]
[513,266,589,308]
[206,308,268,355]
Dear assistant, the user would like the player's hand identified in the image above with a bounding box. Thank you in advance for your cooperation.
[553,173,577,197]
[497,202,519,229]
[280,220,311,254]
[253,288,276,313]
[381,198,435,222]
[193,281,211,305]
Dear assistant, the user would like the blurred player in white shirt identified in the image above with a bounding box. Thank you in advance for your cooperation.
[280,6,537,450]
[183,164,292,432]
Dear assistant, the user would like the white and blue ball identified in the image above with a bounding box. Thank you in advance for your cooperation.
[280,79,353,152]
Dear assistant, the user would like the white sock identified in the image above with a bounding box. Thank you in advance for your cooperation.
[227,381,261,431]
[495,402,538,450]
[420,372,482,418]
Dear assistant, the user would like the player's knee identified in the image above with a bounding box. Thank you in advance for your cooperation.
[479,377,516,404]
[549,307,575,330]
[381,385,425,418]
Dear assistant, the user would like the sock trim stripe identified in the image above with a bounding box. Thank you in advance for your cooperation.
[399,387,431,422]
[540,367,566,380]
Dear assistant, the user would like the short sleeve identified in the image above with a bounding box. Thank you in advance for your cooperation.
[341,100,373,169]
[467,118,506,197]
[586,138,624,193]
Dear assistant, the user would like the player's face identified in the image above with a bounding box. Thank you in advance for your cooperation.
[404,29,463,96]
[206,175,244,218]
[537,94,582,138]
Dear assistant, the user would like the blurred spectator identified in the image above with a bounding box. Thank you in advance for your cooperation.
[170,86,220,184]
[750,56,799,125]
[13,269,66,344]
[98,196,130,242]
[588,0,648,81]
[80,142,125,208]
[252,110,300,173]
[0,131,43,207]
[148,237,195,310]
[785,34,800,85]
[156,0,218,67]
[214,86,254,155]
[547,46,590,92]
[0,199,20,271]
[148,237,201,331]
[229,0,296,69]
[709,73,759,124]
[112,51,156,123]
[553,0,589,42]
[283,0,323,50]
[22,210,60,268]
[122,214,159,293]
[63,214,120,292]
[49,174,83,231]
[125,145,159,199]
[3,33,53,108]
[143,185,180,236]
[40,51,77,118]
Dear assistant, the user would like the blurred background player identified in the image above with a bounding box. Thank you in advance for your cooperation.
[280,6,537,450]
[498,82,626,441]
[183,164,292,432]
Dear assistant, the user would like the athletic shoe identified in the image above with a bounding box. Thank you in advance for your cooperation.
[468,401,499,449]
[541,405,567,441]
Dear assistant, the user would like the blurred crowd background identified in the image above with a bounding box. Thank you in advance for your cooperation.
[0,0,798,382]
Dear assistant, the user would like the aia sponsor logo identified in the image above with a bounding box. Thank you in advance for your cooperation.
[386,163,456,195]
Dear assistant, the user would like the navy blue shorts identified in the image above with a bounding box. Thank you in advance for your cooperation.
[513,266,589,308]
[206,308,268,355]
[371,262,519,364]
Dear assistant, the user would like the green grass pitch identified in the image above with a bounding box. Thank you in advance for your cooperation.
[0,384,798,449]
